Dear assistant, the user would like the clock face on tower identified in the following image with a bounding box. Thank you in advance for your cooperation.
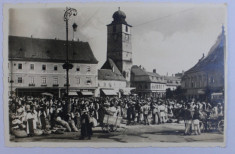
[125,34,129,41]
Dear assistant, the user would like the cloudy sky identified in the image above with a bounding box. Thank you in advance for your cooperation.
[9,3,226,75]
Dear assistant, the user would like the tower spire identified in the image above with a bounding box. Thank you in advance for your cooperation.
[222,24,225,35]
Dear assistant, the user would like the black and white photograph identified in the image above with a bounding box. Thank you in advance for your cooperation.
[3,2,226,147]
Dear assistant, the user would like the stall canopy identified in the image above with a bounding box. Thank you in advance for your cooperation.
[68,91,78,96]
[80,91,93,96]
[101,89,117,96]
[41,92,53,97]
[120,87,135,95]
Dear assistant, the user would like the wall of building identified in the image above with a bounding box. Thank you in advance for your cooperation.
[8,60,98,96]
[181,70,224,98]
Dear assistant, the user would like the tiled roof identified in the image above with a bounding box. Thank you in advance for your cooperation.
[184,30,225,75]
[8,36,98,64]
[131,65,165,83]
[98,58,126,81]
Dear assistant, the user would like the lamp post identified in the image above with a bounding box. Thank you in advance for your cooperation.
[62,7,77,114]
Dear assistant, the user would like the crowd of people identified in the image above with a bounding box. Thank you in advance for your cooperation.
[8,95,224,139]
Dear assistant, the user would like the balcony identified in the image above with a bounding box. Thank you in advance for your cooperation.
[53,84,59,87]
[29,83,35,87]
[41,84,47,87]
[64,84,70,87]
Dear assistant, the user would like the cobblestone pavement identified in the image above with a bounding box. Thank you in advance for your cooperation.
[11,123,224,143]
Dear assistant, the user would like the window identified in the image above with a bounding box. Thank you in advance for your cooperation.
[86,78,92,85]
[54,65,58,71]
[18,63,22,69]
[42,77,46,84]
[42,65,46,70]
[76,67,80,72]
[30,64,34,70]
[30,77,34,84]
[87,66,91,72]
[53,77,58,84]
[126,25,128,32]
[76,77,80,85]
[18,77,22,83]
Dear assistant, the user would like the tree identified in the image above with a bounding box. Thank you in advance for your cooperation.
[166,88,173,99]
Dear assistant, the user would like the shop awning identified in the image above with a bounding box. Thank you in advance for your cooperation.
[41,92,53,97]
[198,89,205,94]
[81,91,93,96]
[101,89,117,96]
[68,91,78,96]
[120,87,135,95]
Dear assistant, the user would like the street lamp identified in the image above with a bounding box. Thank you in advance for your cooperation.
[62,7,77,114]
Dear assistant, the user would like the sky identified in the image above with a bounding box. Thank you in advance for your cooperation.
[8,3,226,75]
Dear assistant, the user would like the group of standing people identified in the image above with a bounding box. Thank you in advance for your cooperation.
[8,95,224,139]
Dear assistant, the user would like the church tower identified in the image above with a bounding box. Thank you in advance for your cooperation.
[107,8,133,86]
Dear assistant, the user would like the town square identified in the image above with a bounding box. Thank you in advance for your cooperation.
[6,3,226,145]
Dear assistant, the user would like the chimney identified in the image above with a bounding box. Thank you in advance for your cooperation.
[112,66,115,72]
[153,69,156,73]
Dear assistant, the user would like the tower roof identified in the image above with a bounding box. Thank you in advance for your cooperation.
[112,7,126,20]
[107,8,132,27]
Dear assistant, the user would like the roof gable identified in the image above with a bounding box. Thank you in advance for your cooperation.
[99,58,126,81]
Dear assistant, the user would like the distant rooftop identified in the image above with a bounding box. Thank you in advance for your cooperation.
[131,65,165,83]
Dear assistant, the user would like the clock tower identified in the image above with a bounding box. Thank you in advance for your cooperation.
[107,8,133,86]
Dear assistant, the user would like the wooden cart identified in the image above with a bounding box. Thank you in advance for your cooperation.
[102,114,122,132]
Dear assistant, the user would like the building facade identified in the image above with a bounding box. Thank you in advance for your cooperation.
[131,65,166,98]
[8,36,98,97]
[98,59,127,97]
[164,75,181,91]
[181,28,225,100]
[106,8,133,86]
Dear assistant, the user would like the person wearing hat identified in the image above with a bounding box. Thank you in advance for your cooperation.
[79,108,92,140]
[184,104,193,135]
[143,102,150,125]
[24,105,35,137]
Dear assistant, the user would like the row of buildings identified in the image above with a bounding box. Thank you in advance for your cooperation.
[8,8,225,100]
[8,8,181,98]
